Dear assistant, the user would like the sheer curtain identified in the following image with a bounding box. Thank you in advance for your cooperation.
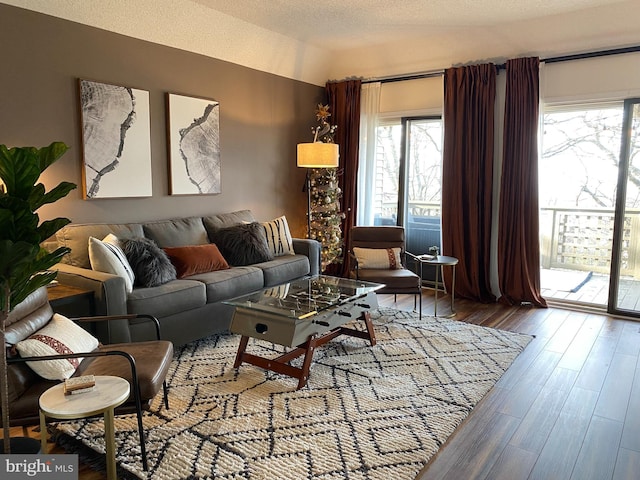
[442,64,497,302]
[357,82,381,226]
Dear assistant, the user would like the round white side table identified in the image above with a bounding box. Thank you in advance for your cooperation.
[39,375,130,480]
[419,255,459,317]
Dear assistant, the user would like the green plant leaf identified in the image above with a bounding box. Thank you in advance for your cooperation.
[37,142,69,172]
[37,218,72,243]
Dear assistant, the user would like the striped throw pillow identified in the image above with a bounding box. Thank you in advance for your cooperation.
[262,216,295,257]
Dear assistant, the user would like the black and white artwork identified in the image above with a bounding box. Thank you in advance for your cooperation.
[167,93,221,195]
[79,79,152,199]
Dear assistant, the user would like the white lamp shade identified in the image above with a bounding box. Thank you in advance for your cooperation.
[297,142,339,168]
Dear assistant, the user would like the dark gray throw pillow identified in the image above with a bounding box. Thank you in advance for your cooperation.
[211,222,274,266]
[121,237,177,287]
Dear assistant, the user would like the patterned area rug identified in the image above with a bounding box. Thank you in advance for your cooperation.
[54,308,532,479]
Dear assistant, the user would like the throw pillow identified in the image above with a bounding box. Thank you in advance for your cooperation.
[210,222,274,266]
[353,247,403,270]
[15,313,99,380]
[88,234,135,293]
[164,244,230,278]
[262,215,295,257]
[121,237,177,287]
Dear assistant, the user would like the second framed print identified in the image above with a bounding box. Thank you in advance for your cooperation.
[166,93,221,195]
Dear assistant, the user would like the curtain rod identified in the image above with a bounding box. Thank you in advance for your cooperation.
[362,44,640,84]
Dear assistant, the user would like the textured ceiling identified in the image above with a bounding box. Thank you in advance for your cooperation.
[2,0,640,85]
[193,0,629,51]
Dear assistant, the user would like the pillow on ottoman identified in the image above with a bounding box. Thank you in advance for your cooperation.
[210,222,273,266]
[122,237,177,287]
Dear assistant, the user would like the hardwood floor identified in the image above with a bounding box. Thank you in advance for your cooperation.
[9,289,639,480]
[394,291,640,480]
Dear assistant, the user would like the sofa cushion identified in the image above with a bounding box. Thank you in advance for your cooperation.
[164,244,230,278]
[262,216,295,257]
[210,222,274,266]
[15,313,100,380]
[143,217,209,248]
[88,235,135,293]
[126,279,207,318]
[255,255,311,287]
[188,266,264,303]
[56,223,144,268]
[122,237,177,287]
[202,209,255,235]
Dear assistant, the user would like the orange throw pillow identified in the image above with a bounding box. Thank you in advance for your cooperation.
[164,244,230,278]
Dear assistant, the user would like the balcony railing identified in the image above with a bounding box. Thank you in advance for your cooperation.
[540,207,640,279]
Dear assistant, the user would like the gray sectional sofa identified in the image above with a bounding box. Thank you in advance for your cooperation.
[51,210,320,346]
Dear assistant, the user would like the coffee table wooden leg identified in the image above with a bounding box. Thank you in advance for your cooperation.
[234,335,250,368]
[104,408,117,480]
[297,338,318,390]
[361,311,377,346]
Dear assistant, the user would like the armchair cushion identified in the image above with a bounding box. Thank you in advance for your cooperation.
[353,247,402,270]
[15,313,99,380]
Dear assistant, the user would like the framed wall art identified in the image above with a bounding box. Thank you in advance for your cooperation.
[79,79,152,199]
[166,93,221,195]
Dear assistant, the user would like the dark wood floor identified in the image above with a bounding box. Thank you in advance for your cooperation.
[11,289,640,480]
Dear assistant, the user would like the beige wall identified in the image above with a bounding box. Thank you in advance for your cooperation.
[0,4,324,238]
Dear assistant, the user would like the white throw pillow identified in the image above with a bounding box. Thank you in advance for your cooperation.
[262,216,295,257]
[15,313,100,380]
[88,234,135,293]
[353,247,403,270]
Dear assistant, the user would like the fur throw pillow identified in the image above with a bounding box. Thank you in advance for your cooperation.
[122,237,177,287]
[210,222,274,266]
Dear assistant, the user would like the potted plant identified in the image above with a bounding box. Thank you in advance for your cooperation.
[0,142,76,453]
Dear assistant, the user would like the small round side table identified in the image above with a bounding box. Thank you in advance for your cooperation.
[419,255,459,318]
[39,375,130,480]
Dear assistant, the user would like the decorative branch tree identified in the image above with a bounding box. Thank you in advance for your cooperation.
[307,105,345,271]
[0,142,76,452]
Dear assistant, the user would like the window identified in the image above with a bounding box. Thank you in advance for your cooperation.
[359,115,443,282]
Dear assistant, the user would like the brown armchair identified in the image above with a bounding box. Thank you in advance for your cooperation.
[349,226,422,318]
[4,286,173,471]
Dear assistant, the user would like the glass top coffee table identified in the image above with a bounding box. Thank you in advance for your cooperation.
[224,275,383,389]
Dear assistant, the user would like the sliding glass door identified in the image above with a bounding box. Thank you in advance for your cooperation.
[539,101,640,317]
[361,115,443,284]
[610,98,640,317]
[400,117,443,264]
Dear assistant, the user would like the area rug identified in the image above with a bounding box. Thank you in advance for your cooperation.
[53,308,532,479]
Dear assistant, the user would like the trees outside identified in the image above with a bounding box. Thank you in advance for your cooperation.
[541,106,640,209]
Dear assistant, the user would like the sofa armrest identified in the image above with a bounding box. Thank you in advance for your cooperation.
[292,238,321,276]
[53,263,132,343]
[74,313,164,342]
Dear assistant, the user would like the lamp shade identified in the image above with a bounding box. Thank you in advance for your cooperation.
[297,142,339,168]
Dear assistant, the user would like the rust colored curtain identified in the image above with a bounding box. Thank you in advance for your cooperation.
[498,57,547,307]
[326,79,362,276]
[442,64,496,302]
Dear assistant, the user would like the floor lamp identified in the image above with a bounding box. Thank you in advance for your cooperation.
[297,142,339,238]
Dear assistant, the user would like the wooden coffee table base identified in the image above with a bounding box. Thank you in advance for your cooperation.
[233,311,377,390]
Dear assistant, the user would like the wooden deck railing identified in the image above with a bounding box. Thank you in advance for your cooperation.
[540,207,640,279]
[377,203,640,280]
